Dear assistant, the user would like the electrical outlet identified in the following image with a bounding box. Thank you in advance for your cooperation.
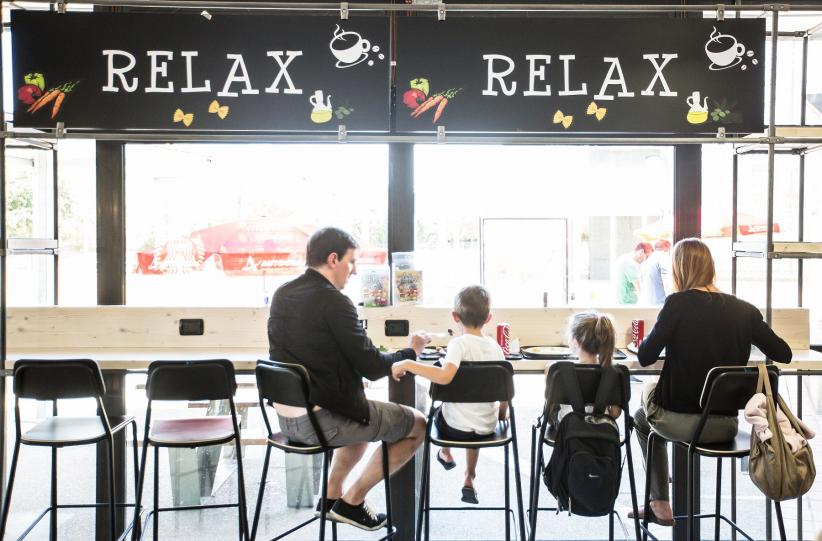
[385,319,410,337]
[179,319,204,336]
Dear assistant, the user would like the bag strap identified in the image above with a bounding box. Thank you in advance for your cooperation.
[556,364,586,413]
[758,364,788,449]
[593,366,619,415]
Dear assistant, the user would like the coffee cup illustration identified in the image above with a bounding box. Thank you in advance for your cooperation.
[705,27,746,70]
[330,25,371,68]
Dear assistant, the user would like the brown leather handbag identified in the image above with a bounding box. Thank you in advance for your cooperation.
[749,364,816,501]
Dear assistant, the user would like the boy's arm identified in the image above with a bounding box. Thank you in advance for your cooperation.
[498,400,509,421]
[608,405,622,419]
[392,359,458,385]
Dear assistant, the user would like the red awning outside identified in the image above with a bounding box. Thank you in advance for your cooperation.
[135,222,387,275]
[636,214,780,241]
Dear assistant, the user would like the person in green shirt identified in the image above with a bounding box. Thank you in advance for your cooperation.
[615,242,653,304]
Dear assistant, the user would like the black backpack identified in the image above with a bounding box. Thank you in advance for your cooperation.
[543,364,623,517]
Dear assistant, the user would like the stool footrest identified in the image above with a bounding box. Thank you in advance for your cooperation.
[269,516,320,541]
[669,512,754,541]
[13,503,141,541]
[428,506,516,512]
[155,502,242,513]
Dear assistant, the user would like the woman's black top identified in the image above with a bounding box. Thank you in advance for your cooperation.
[638,289,792,413]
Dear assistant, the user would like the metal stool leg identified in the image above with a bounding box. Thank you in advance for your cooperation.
[504,445,511,541]
[107,436,117,541]
[731,458,737,541]
[382,442,393,535]
[509,417,527,541]
[774,501,787,541]
[50,447,57,541]
[608,510,615,541]
[642,432,655,541]
[132,428,151,541]
[0,441,22,539]
[427,444,434,541]
[250,444,272,541]
[624,422,642,541]
[529,425,545,541]
[714,458,722,541]
[319,450,330,541]
[686,448,695,541]
[153,446,159,541]
[416,436,430,541]
[234,434,250,541]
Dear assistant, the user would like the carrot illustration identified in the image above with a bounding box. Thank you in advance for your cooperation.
[432,97,449,123]
[411,95,443,118]
[27,87,60,113]
[50,91,66,119]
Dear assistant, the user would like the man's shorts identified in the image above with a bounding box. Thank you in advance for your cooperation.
[277,400,416,447]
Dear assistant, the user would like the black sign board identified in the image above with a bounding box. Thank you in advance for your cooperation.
[395,17,765,134]
[11,11,390,132]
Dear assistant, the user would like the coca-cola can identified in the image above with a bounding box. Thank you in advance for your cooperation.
[496,323,511,357]
[631,319,645,347]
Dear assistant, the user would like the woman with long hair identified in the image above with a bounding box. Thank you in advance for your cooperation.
[630,238,792,525]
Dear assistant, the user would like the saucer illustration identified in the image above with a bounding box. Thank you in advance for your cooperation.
[336,51,369,69]
[709,56,742,71]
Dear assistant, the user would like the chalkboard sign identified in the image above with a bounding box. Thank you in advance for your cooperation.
[11,11,390,132]
[395,17,765,134]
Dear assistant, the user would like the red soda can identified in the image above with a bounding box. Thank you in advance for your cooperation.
[631,319,645,347]
[496,323,511,357]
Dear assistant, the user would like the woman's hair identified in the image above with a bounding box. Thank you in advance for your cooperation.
[671,238,716,292]
[568,311,615,368]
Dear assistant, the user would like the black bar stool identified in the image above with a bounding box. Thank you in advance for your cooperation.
[639,365,785,541]
[416,360,526,541]
[250,360,395,541]
[131,360,249,541]
[0,359,139,541]
[529,362,641,541]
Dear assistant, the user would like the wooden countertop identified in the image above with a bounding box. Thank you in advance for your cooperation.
[5,348,822,372]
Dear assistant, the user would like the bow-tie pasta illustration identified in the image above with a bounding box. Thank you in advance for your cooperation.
[553,110,573,129]
[208,100,229,119]
[173,108,194,127]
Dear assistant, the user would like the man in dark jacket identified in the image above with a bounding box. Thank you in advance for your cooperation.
[268,227,428,531]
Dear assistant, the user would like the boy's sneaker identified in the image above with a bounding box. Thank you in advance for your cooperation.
[314,497,337,518]
[328,499,387,531]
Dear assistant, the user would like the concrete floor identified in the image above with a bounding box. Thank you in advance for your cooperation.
[3,375,822,540]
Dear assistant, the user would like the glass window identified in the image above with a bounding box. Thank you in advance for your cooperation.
[58,140,97,306]
[808,34,822,125]
[5,146,55,306]
[764,37,806,126]
[702,148,801,308]
[125,144,388,306]
[414,145,674,307]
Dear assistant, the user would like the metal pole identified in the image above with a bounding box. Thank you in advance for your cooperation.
[5,130,822,146]
[732,153,738,296]
[798,373,804,541]
[0,0,7,519]
[764,8,779,541]
[52,148,59,305]
[0,0,809,12]
[798,153,804,307]
[798,33,808,309]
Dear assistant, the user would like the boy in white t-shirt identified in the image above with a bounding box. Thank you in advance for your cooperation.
[392,285,507,505]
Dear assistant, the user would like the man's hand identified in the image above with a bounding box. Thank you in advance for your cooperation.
[409,331,432,355]
[392,360,410,381]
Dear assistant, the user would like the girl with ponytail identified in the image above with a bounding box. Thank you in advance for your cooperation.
[548,311,621,427]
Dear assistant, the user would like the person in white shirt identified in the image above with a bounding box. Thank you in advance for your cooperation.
[392,285,507,505]
[640,239,672,305]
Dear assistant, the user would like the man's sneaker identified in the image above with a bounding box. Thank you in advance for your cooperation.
[314,497,337,518]
[328,499,387,531]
